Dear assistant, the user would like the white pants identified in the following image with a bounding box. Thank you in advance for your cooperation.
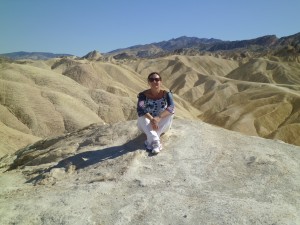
[137,115,174,144]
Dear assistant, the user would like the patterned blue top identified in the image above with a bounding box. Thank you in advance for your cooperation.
[137,90,175,117]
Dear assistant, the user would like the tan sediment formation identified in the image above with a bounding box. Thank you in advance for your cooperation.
[1,54,300,156]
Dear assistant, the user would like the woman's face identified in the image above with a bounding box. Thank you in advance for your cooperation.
[148,74,161,89]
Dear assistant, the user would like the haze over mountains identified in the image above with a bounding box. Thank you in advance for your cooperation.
[0,52,73,60]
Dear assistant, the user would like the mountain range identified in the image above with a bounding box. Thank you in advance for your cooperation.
[108,32,300,60]
[0,51,73,60]
[1,32,300,60]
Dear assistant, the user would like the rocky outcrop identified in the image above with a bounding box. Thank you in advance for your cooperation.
[0,119,299,224]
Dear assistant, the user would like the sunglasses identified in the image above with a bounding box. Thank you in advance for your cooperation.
[148,78,161,82]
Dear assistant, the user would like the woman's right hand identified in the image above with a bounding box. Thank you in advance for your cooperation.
[151,117,160,130]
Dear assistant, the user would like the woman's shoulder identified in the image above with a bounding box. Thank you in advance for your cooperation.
[137,90,149,98]
[163,89,173,96]
[142,89,155,99]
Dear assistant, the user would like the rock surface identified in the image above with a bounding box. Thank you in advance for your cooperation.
[0,119,299,225]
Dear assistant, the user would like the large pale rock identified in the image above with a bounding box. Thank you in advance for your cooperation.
[0,119,299,225]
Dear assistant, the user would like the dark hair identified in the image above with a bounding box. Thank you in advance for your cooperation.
[147,72,162,81]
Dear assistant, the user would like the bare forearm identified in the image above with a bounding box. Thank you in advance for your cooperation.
[144,113,154,120]
[158,110,172,119]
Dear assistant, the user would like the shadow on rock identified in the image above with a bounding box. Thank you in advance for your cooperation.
[25,134,145,184]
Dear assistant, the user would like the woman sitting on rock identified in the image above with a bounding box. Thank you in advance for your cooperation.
[137,72,175,154]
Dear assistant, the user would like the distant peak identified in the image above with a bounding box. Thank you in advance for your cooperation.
[82,50,102,60]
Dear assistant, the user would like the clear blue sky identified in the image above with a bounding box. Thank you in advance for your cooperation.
[1,0,299,56]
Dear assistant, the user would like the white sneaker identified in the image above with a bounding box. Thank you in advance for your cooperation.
[152,140,162,154]
[144,140,152,151]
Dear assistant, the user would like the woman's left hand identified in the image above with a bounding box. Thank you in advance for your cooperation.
[151,117,160,130]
